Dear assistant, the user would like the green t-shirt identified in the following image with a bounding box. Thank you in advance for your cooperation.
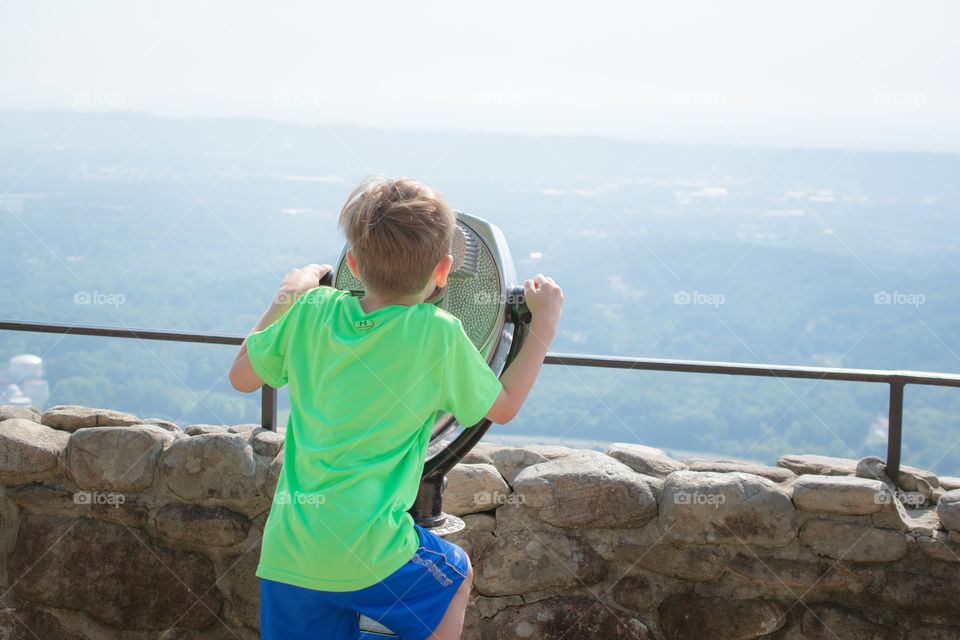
[246,285,503,592]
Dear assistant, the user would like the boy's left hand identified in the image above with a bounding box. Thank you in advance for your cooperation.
[276,264,333,304]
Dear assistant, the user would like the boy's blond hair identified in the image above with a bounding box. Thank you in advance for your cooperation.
[338,177,457,296]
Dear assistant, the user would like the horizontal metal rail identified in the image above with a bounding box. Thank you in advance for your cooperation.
[5,320,958,481]
[0,320,246,346]
[0,320,275,427]
[546,353,960,387]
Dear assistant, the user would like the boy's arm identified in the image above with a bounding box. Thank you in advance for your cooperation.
[486,274,562,424]
[229,293,294,393]
[229,264,331,393]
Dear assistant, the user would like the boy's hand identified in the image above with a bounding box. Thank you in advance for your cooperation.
[523,274,563,335]
[485,274,562,424]
[276,264,334,305]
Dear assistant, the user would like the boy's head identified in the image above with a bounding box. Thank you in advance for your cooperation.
[338,177,457,297]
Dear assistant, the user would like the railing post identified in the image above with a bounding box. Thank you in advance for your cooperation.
[886,379,905,483]
[261,385,278,432]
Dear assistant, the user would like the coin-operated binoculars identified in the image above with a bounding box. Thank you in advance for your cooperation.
[320,212,531,638]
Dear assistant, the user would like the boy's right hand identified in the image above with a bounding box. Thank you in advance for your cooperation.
[485,274,562,424]
[523,274,563,334]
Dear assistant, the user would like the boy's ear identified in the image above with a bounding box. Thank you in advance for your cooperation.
[345,248,362,279]
[433,253,453,288]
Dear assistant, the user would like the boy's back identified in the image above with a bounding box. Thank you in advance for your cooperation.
[247,284,502,591]
[230,176,562,639]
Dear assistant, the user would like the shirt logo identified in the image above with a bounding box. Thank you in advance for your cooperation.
[353,319,376,331]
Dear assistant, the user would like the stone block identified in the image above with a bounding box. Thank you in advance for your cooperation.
[906,624,960,640]
[621,544,728,581]
[659,594,785,640]
[800,604,889,640]
[159,433,264,501]
[491,445,571,485]
[917,533,960,563]
[937,489,960,532]
[0,404,41,422]
[606,442,686,478]
[461,442,512,465]
[443,463,511,516]
[7,514,222,629]
[491,596,649,640]
[940,476,960,491]
[792,475,886,515]
[684,458,795,483]
[0,418,69,484]
[660,471,796,547]
[474,530,606,596]
[799,519,909,562]
[728,552,876,593]
[6,483,150,528]
[611,575,654,613]
[513,451,657,528]
[66,425,174,492]
[882,571,960,616]
[185,423,228,436]
[777,454,858,476]
[40,405,140,431]
[155,503,251,547]
[251,428,283,457]
[0,606,86,640]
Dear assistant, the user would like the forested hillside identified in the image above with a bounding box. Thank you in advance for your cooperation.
[2,110,958,473]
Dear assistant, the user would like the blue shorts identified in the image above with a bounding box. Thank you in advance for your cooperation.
[260,523,470,640]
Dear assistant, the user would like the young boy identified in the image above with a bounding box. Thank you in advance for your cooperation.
[229,177,562,640]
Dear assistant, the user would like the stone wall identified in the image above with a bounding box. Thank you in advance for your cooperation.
[2,404,960,639]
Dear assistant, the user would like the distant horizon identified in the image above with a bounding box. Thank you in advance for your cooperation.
[4,107,959,158]
[2,1,958,155]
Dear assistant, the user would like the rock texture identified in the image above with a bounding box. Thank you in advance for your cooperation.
[660,471,796,547]
[611,575,654,613]
[154,503,251,547]
[66,425,174,492]
[0,606,88,640]
[799,519,909,562]
[40,405,140,431]
[683,458,796,483]
[492,597,649,640]
[659,594,786,640]
[0,418,69,483]
[800,604,889,640]
[777,453,858,476]
[491,445,571,484]
[606,442,686,478]
[512,450,657,528]
[792,475,886,515]
[938,489,960,532]
[2,404,960,640]
[474,530,606,595]
[159,433,265,500]
[443,463,511,515]
[0,404,41,421]
[7,515,222,630]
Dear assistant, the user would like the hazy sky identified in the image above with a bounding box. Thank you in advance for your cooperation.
[1,1,957,152]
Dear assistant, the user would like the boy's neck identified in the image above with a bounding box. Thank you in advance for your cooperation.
[358,284,433,314]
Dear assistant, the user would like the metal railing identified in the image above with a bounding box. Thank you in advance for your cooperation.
[5,319,960,481]
[0,320,278,434]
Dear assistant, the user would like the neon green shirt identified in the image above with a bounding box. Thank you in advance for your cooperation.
[246,285,503,591]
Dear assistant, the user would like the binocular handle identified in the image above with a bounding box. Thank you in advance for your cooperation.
[509,285,532,324]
